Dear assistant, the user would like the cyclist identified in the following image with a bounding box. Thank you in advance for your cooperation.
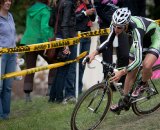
[86,8,160,114]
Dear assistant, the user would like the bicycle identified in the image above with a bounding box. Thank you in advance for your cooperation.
[71,57,160,130]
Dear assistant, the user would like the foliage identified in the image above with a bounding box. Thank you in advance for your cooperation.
[10,0,160,35]
[149,5,160,19]
[10,0,36,34]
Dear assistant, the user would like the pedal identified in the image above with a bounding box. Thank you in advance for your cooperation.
[146,87,156,95]
[124,104,131,111]
[110,107,121,115]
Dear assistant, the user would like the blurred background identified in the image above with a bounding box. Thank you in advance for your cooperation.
[10,0,160,100]
[11,0,160,35]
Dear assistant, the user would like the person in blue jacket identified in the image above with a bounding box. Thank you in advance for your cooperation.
[0,0,17,120]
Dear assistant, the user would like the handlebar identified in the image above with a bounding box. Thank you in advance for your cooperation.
[83,56,122,87]
[83,56,116,70]
[82,56,90,64]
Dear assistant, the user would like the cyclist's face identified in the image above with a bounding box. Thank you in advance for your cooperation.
[113,24,125,35]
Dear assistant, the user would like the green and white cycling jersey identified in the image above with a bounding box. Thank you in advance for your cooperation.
[97,16,160,72]
[128,16,160,72]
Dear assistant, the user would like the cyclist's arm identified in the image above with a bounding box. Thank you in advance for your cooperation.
[96,26,116,53]
[126,29,143,72]
[87,26,115,63]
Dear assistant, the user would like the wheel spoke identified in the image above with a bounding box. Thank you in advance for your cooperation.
[71,83,112,130]
[132,65,160,115]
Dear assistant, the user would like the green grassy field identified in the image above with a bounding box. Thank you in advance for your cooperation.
[0,92,159,130]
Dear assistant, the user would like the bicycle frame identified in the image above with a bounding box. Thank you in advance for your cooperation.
[90,57,159,104]
[89,57,127,96]
[71,58,160,130]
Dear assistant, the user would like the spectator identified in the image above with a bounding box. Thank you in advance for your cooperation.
[94,0,130,90]
[20,0,56,102]
[75,0,96,93]
[0,0,17,120]
[49,0,77,103]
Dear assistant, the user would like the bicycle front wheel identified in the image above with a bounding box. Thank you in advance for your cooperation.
[71,83,112,130]
[132,64,160,115]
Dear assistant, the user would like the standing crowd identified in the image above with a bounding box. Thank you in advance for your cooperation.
[0,0,159,120]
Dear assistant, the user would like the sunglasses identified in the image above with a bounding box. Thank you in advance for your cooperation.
[112,24,125,30]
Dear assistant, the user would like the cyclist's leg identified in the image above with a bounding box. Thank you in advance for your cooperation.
[130,53,158,97]
[142,53,158,82]
[110,52,138,113]
[142,23,160,82]
[123,66,138,95]
[110,63,138,113]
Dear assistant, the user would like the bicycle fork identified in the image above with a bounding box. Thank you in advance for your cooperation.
[87,86,108,113]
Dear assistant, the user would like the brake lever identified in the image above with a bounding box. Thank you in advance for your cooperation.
[86,57,103,69]
[82,57,90,65]
[82,57,95,69]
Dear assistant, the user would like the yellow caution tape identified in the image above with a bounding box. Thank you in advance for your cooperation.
[78,28,110,38]
[0,19,159,55]
[0,37,80,54]
[1,51,87,79]
[0,28,110,55]
[155,19,160,25]
[0,19,160,79]
[78,19,160,38]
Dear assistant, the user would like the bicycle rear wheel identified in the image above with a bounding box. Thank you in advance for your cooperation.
[71,83,112,130]
[132,65,160,115]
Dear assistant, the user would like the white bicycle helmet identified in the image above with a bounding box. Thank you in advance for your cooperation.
[112,8,131,26]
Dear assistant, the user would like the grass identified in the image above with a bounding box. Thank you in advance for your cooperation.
[0,92,159,130]
[0,97,74,130]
